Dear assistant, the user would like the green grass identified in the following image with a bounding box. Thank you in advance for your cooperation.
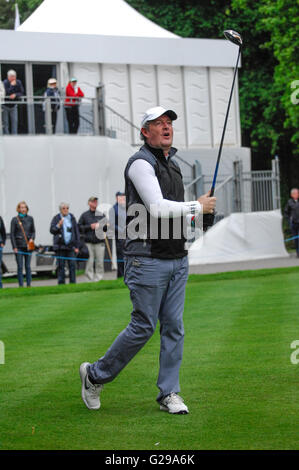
[0,267,299,450]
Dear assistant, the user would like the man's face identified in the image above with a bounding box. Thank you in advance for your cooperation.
[291,189,299,200]
[8,74,16,83]
[142,114,174,151]
[89,200,98,211]
[60,205,69,217]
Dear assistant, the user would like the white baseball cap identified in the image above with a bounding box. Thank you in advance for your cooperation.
[140,106,177,129]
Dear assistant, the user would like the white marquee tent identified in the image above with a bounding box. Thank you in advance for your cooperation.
[17,0,178,37]
[188,211,289,265]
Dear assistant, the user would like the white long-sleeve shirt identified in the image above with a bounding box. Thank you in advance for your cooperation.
[128,158,202,219]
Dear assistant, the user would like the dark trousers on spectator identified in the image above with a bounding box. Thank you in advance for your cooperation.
[65,106,79,134]
[291,222,299,256]
[57,249,76,284]
[51,110,57,134]
[116,239,125,278]
[15,249,32,287]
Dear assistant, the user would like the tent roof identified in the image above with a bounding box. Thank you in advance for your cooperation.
[17,0,178,38]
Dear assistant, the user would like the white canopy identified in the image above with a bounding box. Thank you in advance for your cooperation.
[17,0,178,38]
[188,211,289,265]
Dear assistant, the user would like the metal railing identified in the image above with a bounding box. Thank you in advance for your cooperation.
[0,94,140,140]
[184,158,281,219]
[0,95,98,136]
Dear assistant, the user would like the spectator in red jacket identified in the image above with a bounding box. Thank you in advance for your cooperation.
[64,78,84,134]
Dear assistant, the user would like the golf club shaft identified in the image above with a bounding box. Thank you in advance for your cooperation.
[210,46,241,197]
[104,234,114,266]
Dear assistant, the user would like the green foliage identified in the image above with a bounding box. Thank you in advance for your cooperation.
[0,0,42,28]
[0,0,14,29]
[259,0,299,152]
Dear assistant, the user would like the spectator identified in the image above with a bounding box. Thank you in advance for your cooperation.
[10,201,35,288]
[44,78,60,133]
[79,197,108,282]
[109,192,126,278]
[0,215,6,289]
[64,78,84,134]
[50,202,80,284]
[284,187,299,258]
[3,70,24,135]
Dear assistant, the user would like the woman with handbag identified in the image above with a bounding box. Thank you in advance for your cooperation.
[10,201,36,287]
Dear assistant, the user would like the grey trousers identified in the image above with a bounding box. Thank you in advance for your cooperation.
[85,243,105,282]
[88,255,189,401]
[2,105,18,134]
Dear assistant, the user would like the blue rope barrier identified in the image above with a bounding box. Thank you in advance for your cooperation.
[284,235,299,243]
[13,250,124,263]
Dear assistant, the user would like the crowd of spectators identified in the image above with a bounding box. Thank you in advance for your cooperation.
[0,70,85,135]
[0,193,126,288]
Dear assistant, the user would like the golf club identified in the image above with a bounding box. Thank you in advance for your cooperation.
[203,29,243,231]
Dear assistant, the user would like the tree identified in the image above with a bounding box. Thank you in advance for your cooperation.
[0,0,42,29]
[0,0,14,29]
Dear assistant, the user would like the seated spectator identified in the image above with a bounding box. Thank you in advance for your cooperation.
[64,78,84,134]
[0,215,6,288]
[10,201,35,288]
[44,78,60,134]
[50,202,80,284]
[3,70,24,135]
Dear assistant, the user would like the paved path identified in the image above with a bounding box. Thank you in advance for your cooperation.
[2,254,298,288]
[189,254,299,275]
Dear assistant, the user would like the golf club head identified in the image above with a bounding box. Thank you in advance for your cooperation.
[224,29,242,47]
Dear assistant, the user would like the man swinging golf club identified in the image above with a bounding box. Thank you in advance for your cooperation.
[80,106,216,414]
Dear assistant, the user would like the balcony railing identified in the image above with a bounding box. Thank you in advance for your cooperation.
[0,94,140,145]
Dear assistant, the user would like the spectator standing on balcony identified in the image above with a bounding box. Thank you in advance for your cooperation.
[3,70,24,135]
[109,192,126,278]
[0,216,6,289]
[64,78,84,134]
[44,78,60,134]
[50,203,80,284]
[10,201,35,288]
[78,197,108,282]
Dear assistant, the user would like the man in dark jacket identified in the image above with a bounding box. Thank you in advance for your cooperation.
[0,216,6,288]
[284,188,299,257]
[78,197,108,282]
[3,70,24,135]
[109,192,126,278]
[50,202,80,284]
[11,201,35,287]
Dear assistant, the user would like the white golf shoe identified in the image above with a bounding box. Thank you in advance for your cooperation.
[79,362,103,410]
[159,393,189,414]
